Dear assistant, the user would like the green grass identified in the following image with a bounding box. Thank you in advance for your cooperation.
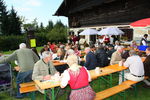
[0,49,150,100]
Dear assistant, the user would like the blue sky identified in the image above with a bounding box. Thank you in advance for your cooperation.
[5,0,68,26]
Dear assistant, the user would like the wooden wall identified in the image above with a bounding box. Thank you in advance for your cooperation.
[68,0,150,28]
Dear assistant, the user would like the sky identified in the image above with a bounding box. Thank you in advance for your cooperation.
[4,0,68,26]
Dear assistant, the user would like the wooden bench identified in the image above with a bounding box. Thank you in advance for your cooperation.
[20,82,37,100]
[20,81,35,88]
[94,83,131,100]
[121,76,149,86]
[94,76,149,100]
[20,85,37,93]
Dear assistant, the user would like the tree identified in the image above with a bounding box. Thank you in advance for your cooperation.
[8,6,21,35]
[40,22,44,29]
[0,0,10,35]
[23,18,39,33]
[54,20,65,28]
[45,20,53,32]
[47,20,67,43]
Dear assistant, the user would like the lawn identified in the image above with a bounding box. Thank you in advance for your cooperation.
[0,48,150,100]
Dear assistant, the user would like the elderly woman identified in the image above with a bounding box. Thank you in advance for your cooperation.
[60,55,95,100]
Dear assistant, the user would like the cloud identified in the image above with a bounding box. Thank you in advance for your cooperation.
[26,0,42,7]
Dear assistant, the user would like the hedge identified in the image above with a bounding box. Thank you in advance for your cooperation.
[0,35,26,51]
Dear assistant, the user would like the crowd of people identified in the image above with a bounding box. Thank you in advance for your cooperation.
[0,34,150,100]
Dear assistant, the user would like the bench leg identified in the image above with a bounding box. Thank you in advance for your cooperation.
[44,90,47,100]
[133,85,137,97]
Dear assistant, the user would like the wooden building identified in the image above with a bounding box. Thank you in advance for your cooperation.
[55,0,150,42]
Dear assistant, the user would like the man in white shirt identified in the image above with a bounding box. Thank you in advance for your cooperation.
[123,50,144,82]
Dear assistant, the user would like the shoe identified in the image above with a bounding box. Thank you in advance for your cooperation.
[15,95,24,99]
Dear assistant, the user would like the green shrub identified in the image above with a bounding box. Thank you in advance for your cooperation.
[0,35,25,51]
[35,32,48,46]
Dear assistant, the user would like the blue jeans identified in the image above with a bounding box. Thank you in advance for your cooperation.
[16,70,33,97]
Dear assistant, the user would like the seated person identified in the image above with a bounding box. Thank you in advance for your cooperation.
[32,51,58,81]
[114,41,120,50]
[84,46,97,70]
[95,45,109,67]
[106,44,116,60]
[130,40,138,49]
[143,47,150,87]
[53,48,65,60]
[123,50,144,82]
[40,45,51,58]
[110,46,124,65]
[60,55,95,100]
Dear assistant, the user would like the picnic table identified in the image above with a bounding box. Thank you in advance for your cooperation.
[34,64,128,100]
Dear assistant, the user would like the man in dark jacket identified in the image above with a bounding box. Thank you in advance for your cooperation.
[84,46,97,70]
[143,47,150,87]
[96,45,109,67]
[107,44,116,60]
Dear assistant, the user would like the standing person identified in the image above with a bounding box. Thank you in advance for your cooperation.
[140,34,148,46]
[0,43,39,98]
[60,55,95,100]
[84,46,97,70]
[123,50,144,82]
[143,47,150,87]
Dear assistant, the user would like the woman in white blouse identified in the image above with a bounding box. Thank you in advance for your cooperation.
[60,55,95,100]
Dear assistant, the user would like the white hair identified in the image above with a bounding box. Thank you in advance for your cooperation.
[19,43,26,49]
[117,46,124,51]
[129,50,137,56]
[42,51,52,58]
[67,49,75,55]
[67,55,78,65]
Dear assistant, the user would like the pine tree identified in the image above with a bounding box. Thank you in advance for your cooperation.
[0,0,10,35]
[8,6,21,35]
[46,20,53,32]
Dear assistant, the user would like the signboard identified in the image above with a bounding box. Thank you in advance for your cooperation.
[30,39,36,47]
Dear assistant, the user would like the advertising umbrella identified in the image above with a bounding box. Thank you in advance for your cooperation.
[97,27,124,35]
[79,29,98,35]
[130,18,150,27]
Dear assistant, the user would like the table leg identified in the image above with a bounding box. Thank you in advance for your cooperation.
[51,88,55,100]
[122,70,125,82]
[44,90,47,100]
[109,74,112,87]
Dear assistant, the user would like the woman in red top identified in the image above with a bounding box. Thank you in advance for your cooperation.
[60,55,95,100]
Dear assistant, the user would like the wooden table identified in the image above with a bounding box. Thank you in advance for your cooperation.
[34,80,60,100]
[34,64,128,100]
